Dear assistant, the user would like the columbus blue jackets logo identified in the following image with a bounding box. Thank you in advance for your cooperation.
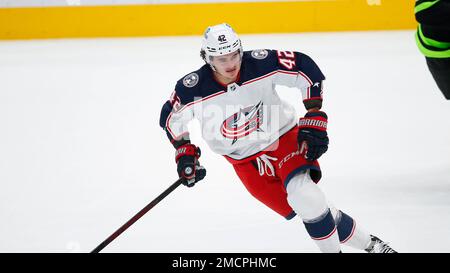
[220,102,264,144]
[183,73,199,88]
[251,49,268,60]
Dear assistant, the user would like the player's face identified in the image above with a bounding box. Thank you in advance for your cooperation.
[211,51,241,82]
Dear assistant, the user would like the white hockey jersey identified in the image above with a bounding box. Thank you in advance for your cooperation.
[159,49,325,160]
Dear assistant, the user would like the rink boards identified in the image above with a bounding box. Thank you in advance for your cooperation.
[0,0,416,40]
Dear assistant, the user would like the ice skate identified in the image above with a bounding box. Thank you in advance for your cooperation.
[365,235,397,253]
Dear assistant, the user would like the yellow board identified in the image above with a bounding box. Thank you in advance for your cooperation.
[0,0,416,40]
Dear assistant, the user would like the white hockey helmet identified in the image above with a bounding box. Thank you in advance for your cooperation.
[201,23,243,66]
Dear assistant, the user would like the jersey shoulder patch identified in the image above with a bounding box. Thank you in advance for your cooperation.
[241,50,279,81]
[182,72,200,88]
[174,65,219,105]
[251,49,269,60]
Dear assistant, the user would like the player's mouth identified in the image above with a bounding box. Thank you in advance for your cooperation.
[225,67,239,76]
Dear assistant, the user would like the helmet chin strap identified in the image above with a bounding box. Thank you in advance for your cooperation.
[209,63,217,72]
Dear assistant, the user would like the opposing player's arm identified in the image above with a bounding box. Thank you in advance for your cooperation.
[272,50,325,111]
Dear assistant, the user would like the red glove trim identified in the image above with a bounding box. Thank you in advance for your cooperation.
[298,116,328,132]
[175,144,199,163]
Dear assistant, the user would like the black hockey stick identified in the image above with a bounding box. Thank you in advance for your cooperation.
[91,178,183,253]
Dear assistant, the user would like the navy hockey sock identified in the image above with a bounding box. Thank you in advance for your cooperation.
[303,208,340,253]
[336,211,355,243]
[334,210,371,250]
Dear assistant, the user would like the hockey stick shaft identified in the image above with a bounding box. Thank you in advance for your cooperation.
[91,178,183,253]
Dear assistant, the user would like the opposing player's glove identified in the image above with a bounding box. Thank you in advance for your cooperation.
[297,111,329,161]
[175,144,206,187]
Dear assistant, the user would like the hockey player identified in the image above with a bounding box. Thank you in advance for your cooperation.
[415,0,450,99]
[159,23,396,253]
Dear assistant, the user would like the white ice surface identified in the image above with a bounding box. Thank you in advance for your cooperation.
[0,30,449,253]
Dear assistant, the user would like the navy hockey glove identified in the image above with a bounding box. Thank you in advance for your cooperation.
[297,111,329,161]
[175,144,206,187]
